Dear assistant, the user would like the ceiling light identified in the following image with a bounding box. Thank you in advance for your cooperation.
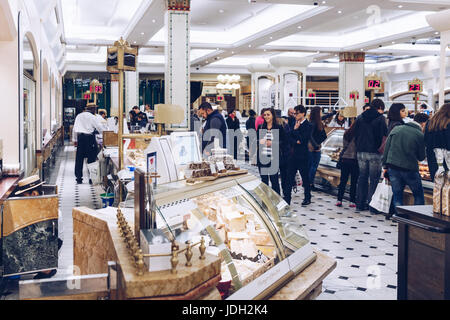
[219,9,224,13]
[248,44,252,47]
[317,51,320,54]
[133,41,137,44]
[270,37,273,40]
[231,51,234,54]
[264,49,267,52]
[398,5,403,8]
[297,26,302,29]
[322,1,326,3]
[392,41,395,44]
[206,61,208,63]
[141,32,145,35]
[338,10,342,14]
[435,31,439,35]
[152,19,156,23]
[360,48,364,51]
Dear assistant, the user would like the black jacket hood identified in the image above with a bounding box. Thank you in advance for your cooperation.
[362,108,383,123]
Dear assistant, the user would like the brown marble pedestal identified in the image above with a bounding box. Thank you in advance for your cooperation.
[73,207,222,300]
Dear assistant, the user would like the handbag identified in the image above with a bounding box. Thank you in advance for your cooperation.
[336,140,351,169]
[369,178,393,214]
[378,136,387,154]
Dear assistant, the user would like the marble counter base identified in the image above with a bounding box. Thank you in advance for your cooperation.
[73,206,222,300]
[2,219,58,276]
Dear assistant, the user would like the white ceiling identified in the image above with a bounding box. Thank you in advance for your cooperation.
[33,0,450,74]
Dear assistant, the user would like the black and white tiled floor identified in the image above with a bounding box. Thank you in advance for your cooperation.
[54,145,104,277]
[238,160,398,300]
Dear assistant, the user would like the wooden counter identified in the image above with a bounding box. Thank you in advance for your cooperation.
[0,176,22,204]
[395,205,450,300]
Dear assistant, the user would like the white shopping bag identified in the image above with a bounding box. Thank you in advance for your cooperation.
[87,160,101,185]
[369,178,393,213]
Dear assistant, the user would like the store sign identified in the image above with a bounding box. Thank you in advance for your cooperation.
[83,91,91,100]
[90,83,103,94]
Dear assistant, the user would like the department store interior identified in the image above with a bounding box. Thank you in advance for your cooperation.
[0,0,450,302]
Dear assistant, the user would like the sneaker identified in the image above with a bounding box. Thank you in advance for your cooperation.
[349,203,356,208]
[336,201,343,207]
[302,199,311,206]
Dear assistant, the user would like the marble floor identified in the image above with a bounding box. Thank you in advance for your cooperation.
[1,146,399,300]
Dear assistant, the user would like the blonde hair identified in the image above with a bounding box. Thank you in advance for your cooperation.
[428,103,450,132]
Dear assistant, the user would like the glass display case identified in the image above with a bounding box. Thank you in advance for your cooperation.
[152,174,316,300]
[320,128,345,168]
[318,128,434,190]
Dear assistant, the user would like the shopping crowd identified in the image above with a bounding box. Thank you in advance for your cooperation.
[195,100,450,217]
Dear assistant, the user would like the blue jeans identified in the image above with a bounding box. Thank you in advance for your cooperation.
[356,152,382,209]
[388,168,424,213]
[308,151,321,186]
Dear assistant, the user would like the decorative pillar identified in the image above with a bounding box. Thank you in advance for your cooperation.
[164,0,191,130]
[110,73,119,117]
[269,56,311,113]
[125,58,139,112]
[426,10,450,109]
[339,52,365,115]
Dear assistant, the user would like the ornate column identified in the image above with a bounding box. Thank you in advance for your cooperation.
[164,0,191,130]
[110,73,119,117]
[339,52,365,115]
[125,56,139,112]
[426,9,450,108]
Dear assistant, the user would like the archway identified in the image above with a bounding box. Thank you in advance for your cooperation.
[22,32,38,176]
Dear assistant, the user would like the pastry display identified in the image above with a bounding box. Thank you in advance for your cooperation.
[189,190,276,290]
[185,161,218,179]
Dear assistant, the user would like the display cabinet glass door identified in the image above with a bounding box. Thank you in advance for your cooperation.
[156,186,285,296]
[23,75,36,176]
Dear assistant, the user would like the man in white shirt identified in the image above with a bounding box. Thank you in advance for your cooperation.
[72,105,105,184]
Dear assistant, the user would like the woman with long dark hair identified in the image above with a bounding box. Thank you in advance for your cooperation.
[308,106,327,191]
[256,108,288,196]
[387,103,407,134]
[424,103,450,180]
[336,121,359,207]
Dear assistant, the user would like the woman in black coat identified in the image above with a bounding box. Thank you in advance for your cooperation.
[256,108,289,196]
[424,103,450,180]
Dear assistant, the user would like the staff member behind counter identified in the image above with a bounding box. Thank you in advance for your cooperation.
[72,105,105,184]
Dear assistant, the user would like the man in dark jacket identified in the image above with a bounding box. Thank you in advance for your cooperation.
[382,113,429,213]
[286,105,312,206]
[199,102,227,156]
[353,99,388,212]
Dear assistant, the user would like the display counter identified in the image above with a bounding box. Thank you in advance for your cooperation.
[70,173,336,300]
[316,128,434,205]
[394,205,450,300]
[37,126,64,180]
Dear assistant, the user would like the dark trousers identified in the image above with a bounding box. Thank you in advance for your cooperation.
[337,159,359,202]
[388,168,424,213]
[259,166,281,196]
[75,133,98,182]
[279,164,291,204]
[286,158,311,205]
[308,151,321,186]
